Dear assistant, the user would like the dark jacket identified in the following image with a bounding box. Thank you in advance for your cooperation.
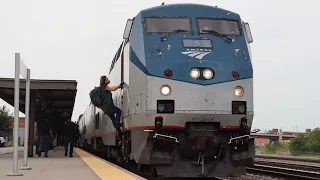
[63,122,78,138]
[101,83,114,106]
[38,119,51,136]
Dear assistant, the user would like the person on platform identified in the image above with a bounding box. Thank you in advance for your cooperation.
[63,119,78,157]
[99,75,123,140]
[38,116,52,157]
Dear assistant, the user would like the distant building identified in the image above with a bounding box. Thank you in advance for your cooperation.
[254,128,313,146]
[255,138,270,146]
[9,117,37,146]
[265,128,311,136]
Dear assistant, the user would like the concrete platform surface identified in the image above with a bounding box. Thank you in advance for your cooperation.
[0,147,100,180]
[0,147,24,155]
[76,148,145,180]
[1,147,146,180]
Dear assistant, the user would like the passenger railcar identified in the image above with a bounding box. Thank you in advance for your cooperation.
[78,3,255,178]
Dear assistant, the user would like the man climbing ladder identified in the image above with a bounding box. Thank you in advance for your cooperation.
[90,75,124,142]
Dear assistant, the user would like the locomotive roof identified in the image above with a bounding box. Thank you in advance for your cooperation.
[140,3,240,19]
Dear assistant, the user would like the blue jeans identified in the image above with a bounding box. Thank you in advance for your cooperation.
[114,111,121,126]
[109,111,121,134]
[102,105,122,135]
[64,136,74,155]
[39,135,50,156]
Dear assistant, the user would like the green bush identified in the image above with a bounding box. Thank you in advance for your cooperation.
[265,141,286,153]
[289,128,320,156]
[307,128,320,152]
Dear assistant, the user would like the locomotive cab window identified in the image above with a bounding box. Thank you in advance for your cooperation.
[145,17,191,33]
[197,18,241,36]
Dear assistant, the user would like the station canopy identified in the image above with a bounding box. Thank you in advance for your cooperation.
[0,78,77,119]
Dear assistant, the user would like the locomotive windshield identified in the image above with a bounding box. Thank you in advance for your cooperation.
[198,18,241,36]
[145,17,191,33]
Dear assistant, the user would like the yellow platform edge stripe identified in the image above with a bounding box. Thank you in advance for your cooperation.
[75,148,139,180]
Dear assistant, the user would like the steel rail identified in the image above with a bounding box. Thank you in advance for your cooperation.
[247,164,320,180]
[255,160,320,172]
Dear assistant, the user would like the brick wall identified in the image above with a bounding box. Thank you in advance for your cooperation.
[9,117,37,137]
[255,138,270,146]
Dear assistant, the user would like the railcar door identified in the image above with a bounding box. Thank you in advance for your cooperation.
[120,19,133,127]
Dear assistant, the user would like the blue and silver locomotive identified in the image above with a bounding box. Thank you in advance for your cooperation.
[78,3,255,178]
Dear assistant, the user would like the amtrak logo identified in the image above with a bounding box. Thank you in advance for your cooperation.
[181,49,212,60]
[234,49,241,55]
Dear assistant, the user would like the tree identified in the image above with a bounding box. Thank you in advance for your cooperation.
[306,128,320,153]
[289,134,309,155]
[0,105,12,132]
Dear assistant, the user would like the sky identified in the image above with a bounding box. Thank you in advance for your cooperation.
[0,0,319,132]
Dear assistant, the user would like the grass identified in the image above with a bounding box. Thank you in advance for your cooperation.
[255,143,320,158]
[299,154,320,158]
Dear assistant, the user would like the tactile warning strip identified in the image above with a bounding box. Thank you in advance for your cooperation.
[75,148,139,180]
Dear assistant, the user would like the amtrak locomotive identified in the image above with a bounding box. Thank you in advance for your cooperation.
[78,3,255,178]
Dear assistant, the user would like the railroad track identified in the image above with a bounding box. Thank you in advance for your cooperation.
[255,160,320,172]
[247,164,320,180]
[255,154,320,163]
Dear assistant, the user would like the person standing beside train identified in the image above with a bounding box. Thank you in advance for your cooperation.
[63,119,78,157]
[99,75,123,140]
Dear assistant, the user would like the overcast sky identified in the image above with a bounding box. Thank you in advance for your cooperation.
[0,0,319,132]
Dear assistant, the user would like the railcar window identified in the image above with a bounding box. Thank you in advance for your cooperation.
[95,113,100,130]
[145,17,191,33]
[198,19,240,36]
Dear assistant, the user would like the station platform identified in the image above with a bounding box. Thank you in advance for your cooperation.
[0,147,24,156]
[0,147,145,180]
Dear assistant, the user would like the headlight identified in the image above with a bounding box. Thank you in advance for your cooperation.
[234,86,244,97]
[238,104,245,113]
[157,100,175,113]
[190,68,200,79]
[203,69,214,79]
[232,101,246,114]
[157,104,165,112]
[160,85,171,96]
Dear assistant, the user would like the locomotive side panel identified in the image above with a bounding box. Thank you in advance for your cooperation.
[122,42,130,119]
[126,50,148,127]
[78,114,85,147]
[125,16,148,128]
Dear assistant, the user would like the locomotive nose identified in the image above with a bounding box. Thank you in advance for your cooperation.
[193,136,208,151]
[191,136,220,153]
